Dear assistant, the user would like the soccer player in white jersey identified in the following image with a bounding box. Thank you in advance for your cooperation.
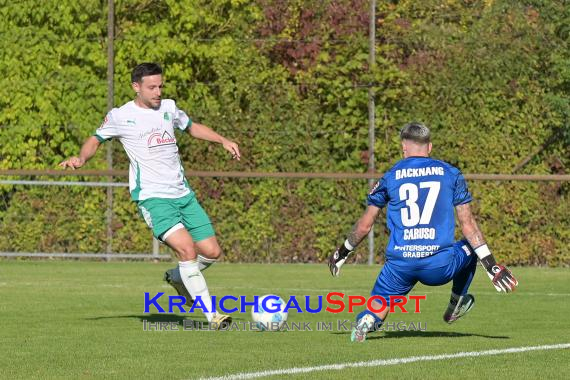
[60,63,240,328]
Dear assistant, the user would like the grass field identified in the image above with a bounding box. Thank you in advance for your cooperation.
[0,261,568,379]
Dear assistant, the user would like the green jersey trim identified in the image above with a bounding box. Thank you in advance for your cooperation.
[94,134,111,143]
[183,118,193,131]
[179,158,190,190]
[131,162,142,201]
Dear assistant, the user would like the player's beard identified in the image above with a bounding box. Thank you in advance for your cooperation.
[148,97,161,110]
[138,94,161,110]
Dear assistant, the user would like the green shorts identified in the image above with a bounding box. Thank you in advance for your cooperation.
[137,193,215,242]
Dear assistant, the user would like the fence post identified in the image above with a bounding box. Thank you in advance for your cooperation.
[105,0,115,256]
[152,237,160,260]
[367,0,377,265]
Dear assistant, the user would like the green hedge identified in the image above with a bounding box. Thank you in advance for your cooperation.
[0,0,568,265]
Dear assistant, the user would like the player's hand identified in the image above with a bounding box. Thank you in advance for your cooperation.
[222,139,241,161]
[59,157,85,170]
[486,264,518,293]
[328,247,352,277]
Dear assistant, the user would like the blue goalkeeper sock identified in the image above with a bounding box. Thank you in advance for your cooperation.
[356,310,383,331]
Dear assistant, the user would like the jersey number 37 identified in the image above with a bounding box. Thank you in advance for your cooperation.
[399,181,441,227]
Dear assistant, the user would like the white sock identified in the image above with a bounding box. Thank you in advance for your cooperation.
[178,260,215,322]
[169,256,216,282]
[198,255,217,271]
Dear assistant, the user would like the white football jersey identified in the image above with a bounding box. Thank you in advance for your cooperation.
[94,99,193,201]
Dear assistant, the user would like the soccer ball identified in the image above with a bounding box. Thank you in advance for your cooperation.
[251,294,288,331]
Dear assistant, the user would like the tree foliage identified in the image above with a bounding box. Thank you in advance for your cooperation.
[0,0,567,265]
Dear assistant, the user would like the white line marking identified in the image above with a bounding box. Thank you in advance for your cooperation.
[198,343,570,380]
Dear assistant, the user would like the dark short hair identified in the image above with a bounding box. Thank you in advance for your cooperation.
[131,62,162,83]
[400,122,431,144]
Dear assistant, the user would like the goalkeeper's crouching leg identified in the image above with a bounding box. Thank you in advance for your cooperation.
[351,310,384,343]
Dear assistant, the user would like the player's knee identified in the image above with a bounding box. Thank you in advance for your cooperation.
[196,237,223,259]
[176,245,197,261]
[207,245,222,260]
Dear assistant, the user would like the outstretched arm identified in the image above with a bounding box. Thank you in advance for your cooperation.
[189,122,241,161]
[59,136,101,169]
[456,203,518,292]
[346,205,381,248]
[455,203,487,248]
[328,205,381,277]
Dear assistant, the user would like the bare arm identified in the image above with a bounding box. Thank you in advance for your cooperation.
[455,203,486,248]
[189,122,241,160]
[59,136,101,169]
[347,205,381,248]
[456,202,518,292]
[328,205,381,277]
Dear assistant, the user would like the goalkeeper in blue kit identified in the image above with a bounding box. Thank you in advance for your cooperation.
[328,122,518,342]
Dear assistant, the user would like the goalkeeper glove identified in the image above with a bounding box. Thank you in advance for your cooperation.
[486,264,518,293]
[475,245,518,293]
[328,240,354,277]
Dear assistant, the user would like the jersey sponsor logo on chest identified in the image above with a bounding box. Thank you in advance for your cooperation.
[147,131,176,148]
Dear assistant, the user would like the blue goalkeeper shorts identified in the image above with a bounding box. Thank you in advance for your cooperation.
[371,240,477,305]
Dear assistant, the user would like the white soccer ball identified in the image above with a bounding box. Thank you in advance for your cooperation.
[251,294,288,331]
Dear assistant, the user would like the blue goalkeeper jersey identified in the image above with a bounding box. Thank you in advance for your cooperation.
[367,156,472,268]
